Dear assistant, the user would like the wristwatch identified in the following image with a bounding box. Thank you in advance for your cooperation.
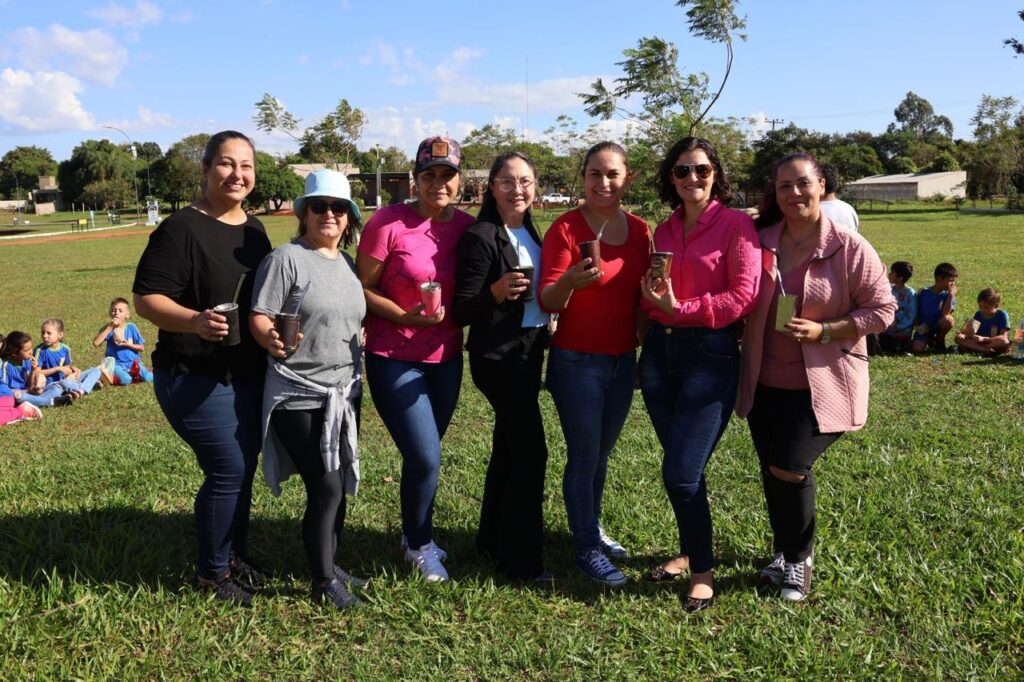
[820,321,832,344]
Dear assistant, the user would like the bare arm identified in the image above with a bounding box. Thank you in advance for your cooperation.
[92,323,114,347]
[539,258,599,312]
[355,252,443,327]
[133,293,228,342]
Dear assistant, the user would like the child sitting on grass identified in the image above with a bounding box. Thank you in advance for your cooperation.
[34,318,103,397]
[92,297,153,386]
[954,287,1011,356]
[912,262,957,354]
[880,261,916,355]
[0,335,43,425]
[1,331,74,408]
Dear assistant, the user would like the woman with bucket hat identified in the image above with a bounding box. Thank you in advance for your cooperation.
[356,136,475,582]
[250,170,367,609]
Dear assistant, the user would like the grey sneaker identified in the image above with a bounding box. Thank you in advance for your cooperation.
[400,534,447,562]
[781,555,813,601]
[759,553,785,587]
[597,526,627,558]
[575,549,627,587]
[405,544,449,582]
[312,577,363,610]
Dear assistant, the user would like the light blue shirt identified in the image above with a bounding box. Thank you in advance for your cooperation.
[505,226,549,329]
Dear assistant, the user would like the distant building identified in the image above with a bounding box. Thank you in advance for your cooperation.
[845,171,967,202]
[31,176,62,214]
[288,163,360,179]
[350,171,414,207]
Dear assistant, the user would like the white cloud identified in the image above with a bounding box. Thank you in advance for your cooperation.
[0,68,96,132]
[14,25,127,86]
[88,1,163,27]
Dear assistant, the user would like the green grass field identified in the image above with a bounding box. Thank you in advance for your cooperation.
[1,207,1022,679]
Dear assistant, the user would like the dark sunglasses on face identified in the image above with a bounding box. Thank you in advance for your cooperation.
[308,199,349,215]
[672,164,714,180]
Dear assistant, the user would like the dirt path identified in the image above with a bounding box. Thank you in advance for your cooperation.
[0,227,153,247]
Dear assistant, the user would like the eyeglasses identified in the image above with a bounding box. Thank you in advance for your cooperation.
[308,199,349,215]
[671,164,714,180]
[495,177,535,192]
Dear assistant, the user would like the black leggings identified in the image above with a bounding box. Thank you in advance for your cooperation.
[747,384,842,562]
[271,406,349,582]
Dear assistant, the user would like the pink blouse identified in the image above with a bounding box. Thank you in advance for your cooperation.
[642,200,761,328]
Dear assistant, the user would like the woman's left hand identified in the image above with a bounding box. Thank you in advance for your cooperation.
[784,317,824,343]
[641,270,676,315]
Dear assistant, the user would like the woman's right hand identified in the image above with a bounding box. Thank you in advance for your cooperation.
[490,271,529,303]
[191,309,229,342]
[399,303,446,327]
[561,258,601,290]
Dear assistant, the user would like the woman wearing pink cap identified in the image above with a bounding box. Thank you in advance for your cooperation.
[356,136,475,583]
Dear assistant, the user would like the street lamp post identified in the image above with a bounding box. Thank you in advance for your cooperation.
[102,125,141,223]
[374,144,383,208]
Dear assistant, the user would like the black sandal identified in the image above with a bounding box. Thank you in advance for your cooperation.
[645,563,683,582]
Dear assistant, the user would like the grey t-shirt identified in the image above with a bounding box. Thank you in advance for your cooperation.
[252,239,366,409]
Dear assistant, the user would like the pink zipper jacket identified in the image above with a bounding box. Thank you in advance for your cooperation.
[735,217,896,433]
[642,200,761,328]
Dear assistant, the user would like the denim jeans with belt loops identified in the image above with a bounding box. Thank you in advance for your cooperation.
[546,346,636,555]
[638,323,739,574]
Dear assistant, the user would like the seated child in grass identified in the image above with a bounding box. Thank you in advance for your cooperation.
[880,261,916,355]
[92,297,153,385]
[911,262,957,354]
[34,318,103,397]
[1,331,74,408]
[954,287,1011,356]
[0,335,43,425]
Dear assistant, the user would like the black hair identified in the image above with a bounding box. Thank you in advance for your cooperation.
[296,202,362,249]
[477,151,539,231]
[977,287,1001,306]
[821,163,840,195]
[2,331,31,362]
[934,262,958,280]
[890,261,913,282]
[202,131,255,170]
[755,151,825,230]
[656,136,734,209]
[581,141,630,177]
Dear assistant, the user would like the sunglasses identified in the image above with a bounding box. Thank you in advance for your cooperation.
[671,164,714,180]
[308,199,350,215]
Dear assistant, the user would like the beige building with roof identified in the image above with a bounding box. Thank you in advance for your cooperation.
[845,171,967,201]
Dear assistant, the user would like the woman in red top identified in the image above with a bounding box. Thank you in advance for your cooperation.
[539,141,651,587]
[638,137,761,611]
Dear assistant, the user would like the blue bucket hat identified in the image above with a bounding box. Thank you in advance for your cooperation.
[292,169,362,223]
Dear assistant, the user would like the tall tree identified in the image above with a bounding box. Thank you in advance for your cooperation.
[1005,9,1024,56]
[149,133,209,211]
[57,139,134,205]
[963,95,1023,198]
[0,145,57,198]
[248,152,304,212]
[254,94,366,165]
[887,91,953,141]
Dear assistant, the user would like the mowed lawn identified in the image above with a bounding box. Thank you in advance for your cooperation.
[0,207,1022,680]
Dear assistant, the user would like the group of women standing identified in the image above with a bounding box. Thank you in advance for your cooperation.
[132,129,895,612]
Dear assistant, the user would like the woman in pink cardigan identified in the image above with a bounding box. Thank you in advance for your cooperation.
[639,137,761,611]
[736,152,895,602]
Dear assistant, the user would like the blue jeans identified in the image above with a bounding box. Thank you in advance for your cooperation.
[58,367,102,394]
[114,362,154,385]
[154,369,263,579]
[14,382,65,407]
[638,324,740,573]
[365,353,462,550]
[546,346,636,555]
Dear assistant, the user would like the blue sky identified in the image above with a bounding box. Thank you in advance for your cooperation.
[1,0,1022,164]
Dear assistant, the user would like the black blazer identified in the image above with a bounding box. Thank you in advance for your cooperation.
[453,219,549,361]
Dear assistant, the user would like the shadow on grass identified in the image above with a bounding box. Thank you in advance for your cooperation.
[959,355,1022,366]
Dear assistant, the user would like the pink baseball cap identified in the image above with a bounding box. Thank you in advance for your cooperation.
[415,136,462,174]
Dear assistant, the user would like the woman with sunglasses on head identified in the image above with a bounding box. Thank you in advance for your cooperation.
[133,131,272,606]
[736,152,894,602]
[250,170,367,610]
[539,141,651,587]
[638,136,761,611]
[453,152,550,581]
[356,136,475,583]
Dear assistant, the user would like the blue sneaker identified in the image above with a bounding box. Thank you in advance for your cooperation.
[575,549,627,587]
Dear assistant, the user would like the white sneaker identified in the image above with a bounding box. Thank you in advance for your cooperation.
[405,544,449,583]
[400,534,448,562]
[597,525,627,558]
[781,554,813,602]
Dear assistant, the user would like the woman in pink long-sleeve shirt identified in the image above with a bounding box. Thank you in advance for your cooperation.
[736,152,895,603]
[638,137,761,611]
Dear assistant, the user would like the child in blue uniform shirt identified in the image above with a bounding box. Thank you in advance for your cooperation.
[954,287,1011,356]
[92,297,154,386]
[912,262,957,353]
[34,319,103,396]
[2,331,74,408]
[880,261,916,355]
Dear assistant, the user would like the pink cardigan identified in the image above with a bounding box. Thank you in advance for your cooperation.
[642,200,761,328]
[735,217,896,433]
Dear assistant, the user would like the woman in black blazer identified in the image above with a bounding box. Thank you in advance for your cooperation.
[453,151,550,581]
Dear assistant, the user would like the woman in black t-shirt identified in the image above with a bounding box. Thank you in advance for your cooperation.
[133,131,272,606]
